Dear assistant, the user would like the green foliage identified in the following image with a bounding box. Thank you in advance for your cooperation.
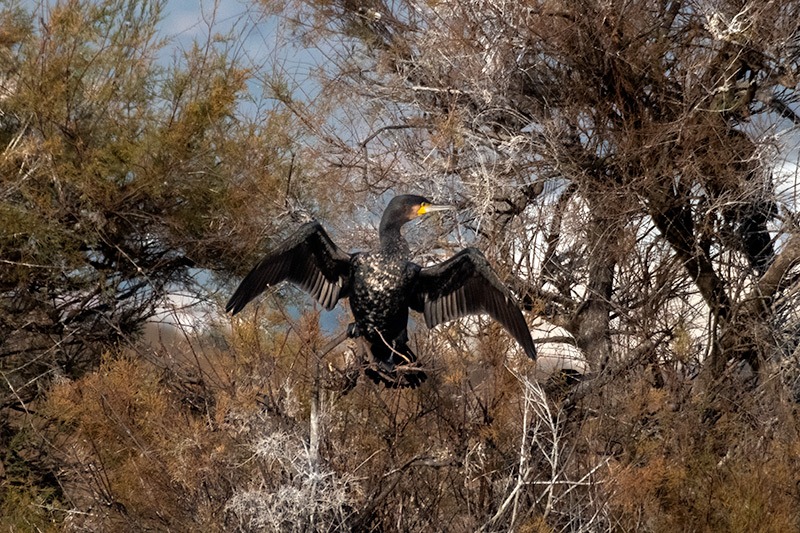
[0,428,68,532]
[0,0,300,401]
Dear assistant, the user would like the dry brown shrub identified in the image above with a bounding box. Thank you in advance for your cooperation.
[594,370,800,532]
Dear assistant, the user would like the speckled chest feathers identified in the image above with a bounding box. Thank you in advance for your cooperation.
[350,250,419,340]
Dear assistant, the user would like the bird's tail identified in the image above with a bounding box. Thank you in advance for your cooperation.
[363,338,427,389]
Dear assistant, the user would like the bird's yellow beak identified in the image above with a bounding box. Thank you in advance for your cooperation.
[417,202,454,216]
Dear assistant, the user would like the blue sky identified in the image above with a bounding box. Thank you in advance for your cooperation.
[165,0,255,43]
[18,0,321,102]
[162,0,326,112]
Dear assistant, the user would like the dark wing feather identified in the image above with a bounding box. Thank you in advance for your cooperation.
[413,247,536,359]
[225,222,352,315]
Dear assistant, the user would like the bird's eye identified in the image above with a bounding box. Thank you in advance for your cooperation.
[417,203,429,216]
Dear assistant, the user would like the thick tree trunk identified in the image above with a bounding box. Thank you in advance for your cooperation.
[574,212,616,370]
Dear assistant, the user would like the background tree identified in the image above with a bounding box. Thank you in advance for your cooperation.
[282,0,800,382]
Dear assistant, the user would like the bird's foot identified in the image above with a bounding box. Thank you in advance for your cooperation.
[363,360,427,389]
[364,366,396,388]
[396,363,427,388]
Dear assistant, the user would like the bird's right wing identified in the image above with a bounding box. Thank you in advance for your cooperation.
[225,222,352,315]
[412,247,536,359]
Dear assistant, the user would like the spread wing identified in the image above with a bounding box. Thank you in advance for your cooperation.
[412,247,536,359]
[226,222,352,314]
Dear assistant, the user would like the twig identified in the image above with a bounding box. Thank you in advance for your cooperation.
[0,258,60,269]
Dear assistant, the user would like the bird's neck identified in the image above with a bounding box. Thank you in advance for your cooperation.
[379,221,410,257]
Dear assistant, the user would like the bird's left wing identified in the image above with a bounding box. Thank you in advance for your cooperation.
[225,222,352,315]
[412,247,536,359]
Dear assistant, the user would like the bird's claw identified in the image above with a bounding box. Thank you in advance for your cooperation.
[363,360,428,389]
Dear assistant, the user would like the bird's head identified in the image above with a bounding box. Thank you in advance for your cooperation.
[383,194,454,227]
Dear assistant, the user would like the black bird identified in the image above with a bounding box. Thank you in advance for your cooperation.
[226,195,536,388]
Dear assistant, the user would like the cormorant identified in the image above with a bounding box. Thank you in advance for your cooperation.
[226,194,536,388]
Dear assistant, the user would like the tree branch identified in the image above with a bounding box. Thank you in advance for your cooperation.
[744,233,800,315]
